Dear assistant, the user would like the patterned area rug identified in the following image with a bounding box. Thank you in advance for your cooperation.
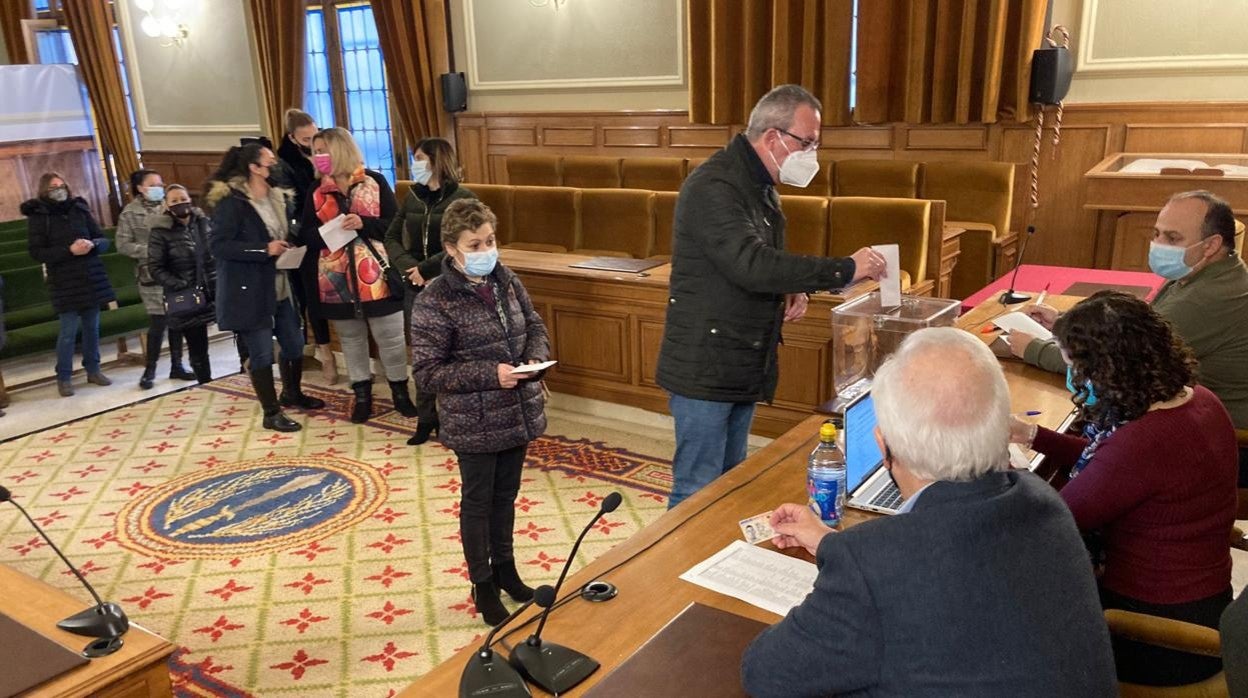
[0,375,673,697]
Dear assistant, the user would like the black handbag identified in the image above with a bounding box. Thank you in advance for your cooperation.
[164,234,208,318]
[359,237,405,297]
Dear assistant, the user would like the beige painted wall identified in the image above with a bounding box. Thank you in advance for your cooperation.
[117,0,268,152]
[1052,0,1248,102]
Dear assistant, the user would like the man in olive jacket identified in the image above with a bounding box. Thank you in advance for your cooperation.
[656,84,886,508]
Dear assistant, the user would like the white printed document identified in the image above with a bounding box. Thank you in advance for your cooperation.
[680,539,817,617]
[872,243,901,308]
[510,360,557,374]
[318,214,356,253]
[275,245,308,270]
[992,311,1053,341]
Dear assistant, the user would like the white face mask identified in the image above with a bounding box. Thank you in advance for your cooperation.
[412,160,432,186]
[770,137,819,188]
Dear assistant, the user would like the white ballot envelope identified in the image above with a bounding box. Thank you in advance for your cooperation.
[510,360,557,374]
[275,245,308,270]
[872,243,901,308]
[993,311,1053,341]
[319,214,356,253]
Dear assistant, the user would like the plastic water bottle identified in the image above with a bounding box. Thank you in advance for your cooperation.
[808,422,847,527]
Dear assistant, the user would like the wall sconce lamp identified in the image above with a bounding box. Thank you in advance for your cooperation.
[135,0,190,48]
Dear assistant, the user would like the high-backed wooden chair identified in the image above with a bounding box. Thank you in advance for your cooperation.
[507,186,579,253]
[778,195,830,257]
[920,161,1016,300]
[1104,609,1229,698]
[776,161,834,198]
[467,184,514,246]
[1235,219,1245,258]
[575,189,655,259]
[829,197,933,292]
[650,191,678,261]
[561,156,622,189]
[685,158,709,176]
[622,157,685,192]
[834,160,921,199]
[506,154,561,186]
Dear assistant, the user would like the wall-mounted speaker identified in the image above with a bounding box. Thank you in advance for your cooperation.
[1029,47,1072,105]
[441,72,467,113]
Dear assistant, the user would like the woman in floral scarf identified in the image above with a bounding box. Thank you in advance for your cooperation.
[294,127,415,423]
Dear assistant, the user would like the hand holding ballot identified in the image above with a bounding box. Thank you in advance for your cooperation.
[850,246,888,283]
[768,503,834,556]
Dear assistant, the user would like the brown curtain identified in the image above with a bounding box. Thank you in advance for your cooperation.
[855,0,1047,125]
[0,0,34,64]
[249,0,305,143]
[62,0,139,206]
[371,0,451,146]
[688,0,854,126]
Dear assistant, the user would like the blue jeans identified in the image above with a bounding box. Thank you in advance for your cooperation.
[56,307,101,381]
[667,393,756,509]
[237,298,304,370]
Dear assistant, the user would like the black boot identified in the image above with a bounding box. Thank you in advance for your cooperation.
[406,389,439,445]
[190,358,213,385]
[491,559,534,603]
[350,380,373,423]
[141,321,164,389]
[249,365,301,432]
[279,359,326,409]
[406,422,439,446]
[389,380,419,418]
[471,580,510,626]
[167,329,195,381]
[138,363,156,390]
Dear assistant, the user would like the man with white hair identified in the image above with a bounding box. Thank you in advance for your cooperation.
[740,327,1116,697]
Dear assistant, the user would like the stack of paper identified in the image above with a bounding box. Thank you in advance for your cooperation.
[680,539,817,616]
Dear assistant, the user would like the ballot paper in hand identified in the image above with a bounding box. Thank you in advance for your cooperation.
[680,539,817,617]
[275,245,308,270]
[510,360,557,374]
[318,214,356,253]
[992,311,1053,341]
[872,243,901,308]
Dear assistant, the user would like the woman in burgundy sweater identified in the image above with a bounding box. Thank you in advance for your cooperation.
[1010,291,1237,687]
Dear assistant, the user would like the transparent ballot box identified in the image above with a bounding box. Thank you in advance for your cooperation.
[831,292,961,398]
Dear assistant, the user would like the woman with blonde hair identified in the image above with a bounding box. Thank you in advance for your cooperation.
[295,127,413,422]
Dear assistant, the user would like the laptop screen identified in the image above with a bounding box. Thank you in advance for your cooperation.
[844,393,884,491]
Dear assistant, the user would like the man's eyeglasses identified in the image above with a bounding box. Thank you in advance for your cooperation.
[776,128,819,152]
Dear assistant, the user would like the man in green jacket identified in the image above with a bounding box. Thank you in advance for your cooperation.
[656,84,886,509]
[1007,191,1248,484]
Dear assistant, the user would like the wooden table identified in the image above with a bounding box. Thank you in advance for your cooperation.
[0,564,174,697]
[402,296,1075,697]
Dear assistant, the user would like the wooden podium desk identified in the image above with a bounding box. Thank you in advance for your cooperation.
[402,297,1073,697]
[499,249,878,438]
[0,564,174,697]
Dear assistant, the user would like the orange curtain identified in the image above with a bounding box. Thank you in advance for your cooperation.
[62,0,139,205]
[248,0,306,143]
[854,0,1047,125]
[371,0,451,146]
[0,0,34,64]
[688,0,854,126]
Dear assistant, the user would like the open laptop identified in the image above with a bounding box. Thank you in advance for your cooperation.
[843,392,906,515]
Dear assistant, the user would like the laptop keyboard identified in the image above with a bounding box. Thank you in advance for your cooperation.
[869,481,903,510]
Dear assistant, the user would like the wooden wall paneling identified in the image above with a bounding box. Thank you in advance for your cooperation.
[489,128,538,146]
[1109,212,1158,272]
[1122,124,1248,154]
[542,127,596,147]
[668,125,734,148]
[904,127,988,151]
[0,137,110,225]
[487,154,509,184]
[602,127,661,148]
[550,306,631,381]
[139,151,223,200]
[455,117,489,183]
[637,319,665,388]
[822,126,893,150]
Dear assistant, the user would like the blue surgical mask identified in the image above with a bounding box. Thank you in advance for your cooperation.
[412,160,432,186]
[1066,365,1098,407]
[461,247,498,277]
[143,186,165,203]
[1148,241,1194,280]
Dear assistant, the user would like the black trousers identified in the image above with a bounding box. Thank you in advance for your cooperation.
[182,323,209,368]
[1101,585,1232,686]
[145,313,183,366]
[456,444,527,583]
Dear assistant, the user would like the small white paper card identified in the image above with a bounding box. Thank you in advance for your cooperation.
[318,214,356,253]
[680,539,817,617]
[510,360,557,375]
[992,311,1053,341]
[872,243,901,308]
[275,245,308,270]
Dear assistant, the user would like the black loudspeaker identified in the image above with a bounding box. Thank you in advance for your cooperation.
[1029,47,1072,105]
[441,72,468,113]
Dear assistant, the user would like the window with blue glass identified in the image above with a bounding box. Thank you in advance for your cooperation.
[303,8,335,129]
[34,26,142,154]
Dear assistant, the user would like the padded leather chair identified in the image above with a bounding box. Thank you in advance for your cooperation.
[650,191,678,261]
[561,156,622,189]
[622,157,685,192]
[834,160,921,199]
[685,157,709,175]
[468,184,514,246]
[829,197,933,292]
[575,189,655,259]
[1104,609,1229,698]
[507,154,561,186]
[920,161,1016,300]
[776,160,834,198]
[508,186,579,253]
[778,195,830,257]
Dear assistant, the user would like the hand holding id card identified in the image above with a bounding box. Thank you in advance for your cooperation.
[738,512,776,545]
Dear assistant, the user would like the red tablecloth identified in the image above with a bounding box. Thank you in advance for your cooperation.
[960,264,1165,313]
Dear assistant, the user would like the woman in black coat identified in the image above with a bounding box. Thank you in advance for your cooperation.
[148,184,216,384]
[21,172,116,397]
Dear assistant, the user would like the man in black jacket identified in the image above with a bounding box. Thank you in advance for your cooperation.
[741,328,1117,697]
[657,84,886,508]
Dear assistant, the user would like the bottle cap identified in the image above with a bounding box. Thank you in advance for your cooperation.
[819,422,837,441]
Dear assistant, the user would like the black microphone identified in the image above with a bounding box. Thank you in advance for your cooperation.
[999,225,1037,305]
[0,486,129,655]
[509,491,622,693]
[458,585,555,698]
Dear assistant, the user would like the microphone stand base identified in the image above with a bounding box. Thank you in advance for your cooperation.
[999,290,1031,305]
[58,602,129,639]
[510,640,599,694]
[459,651,531,698]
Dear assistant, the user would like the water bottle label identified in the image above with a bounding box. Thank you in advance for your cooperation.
[808,475,841,526]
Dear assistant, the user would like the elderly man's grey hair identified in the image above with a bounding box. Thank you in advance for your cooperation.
[745,85,822,141]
